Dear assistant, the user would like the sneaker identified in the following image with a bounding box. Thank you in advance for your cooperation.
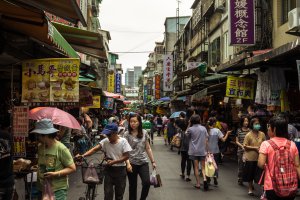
[185,177,191,182]
[180,174,185,179]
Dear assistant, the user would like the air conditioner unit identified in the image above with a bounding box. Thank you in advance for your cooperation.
[288,7,300,30]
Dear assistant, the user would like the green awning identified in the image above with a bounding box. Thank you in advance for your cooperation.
[52,22,107,60]
[79,75,95,82]
[0,1,78,58]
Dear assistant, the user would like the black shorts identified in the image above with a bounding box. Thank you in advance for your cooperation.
[242,161,258,182]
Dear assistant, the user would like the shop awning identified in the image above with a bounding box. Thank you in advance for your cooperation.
[79,75,95,82]
[103,91,125,100]
[52,22,107,60]
[11,0,87,26]
[245,39,300,67]
[216,52,247,72]
[0,1,78,58]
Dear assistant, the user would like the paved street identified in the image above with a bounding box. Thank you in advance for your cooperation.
[68,136,267,200]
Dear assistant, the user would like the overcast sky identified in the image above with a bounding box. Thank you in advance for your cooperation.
[99,0,194,82]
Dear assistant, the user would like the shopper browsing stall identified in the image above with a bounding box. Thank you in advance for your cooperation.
[31,118,76,200]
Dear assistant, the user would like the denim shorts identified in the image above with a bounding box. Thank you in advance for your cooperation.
[189,155,206,161]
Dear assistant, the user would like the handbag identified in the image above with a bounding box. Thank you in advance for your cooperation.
[205,154,216,177]
[171,134,181,148]
[42,179,55,200]
[154,170,162,188]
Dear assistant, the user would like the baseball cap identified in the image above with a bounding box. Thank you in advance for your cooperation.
[102,123,118,135]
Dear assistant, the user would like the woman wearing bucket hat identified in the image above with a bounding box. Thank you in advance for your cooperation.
[31,118,76,200]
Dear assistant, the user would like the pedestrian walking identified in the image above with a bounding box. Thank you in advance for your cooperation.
[243,117,266,196]
[235,115,250,185]
[167,118,176,150]
[206,117,231,185]
[175,119,191,182]
[123,113,157,200]
[31,119,76,200]
[186,114,209,191]
[142,116,153,144]
[0,114,14,200]
[258,116,300,200]
[77,123,132,200]
[156,115,163,136]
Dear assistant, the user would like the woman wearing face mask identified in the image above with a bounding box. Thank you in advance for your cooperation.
[235,115,250,185]
[124,113,156,200]
[243,117,266,196]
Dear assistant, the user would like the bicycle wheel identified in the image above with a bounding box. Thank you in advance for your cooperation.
[86,184,96,200]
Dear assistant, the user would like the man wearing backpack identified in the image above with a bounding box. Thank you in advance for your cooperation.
[258,116,300,200]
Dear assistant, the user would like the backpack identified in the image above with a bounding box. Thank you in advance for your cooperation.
[267,140,298,198]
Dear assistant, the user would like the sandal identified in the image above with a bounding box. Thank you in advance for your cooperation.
[194,185,201,189]
[248,192,254,196]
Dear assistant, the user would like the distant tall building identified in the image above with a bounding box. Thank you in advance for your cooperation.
[125,68,135,88]
[134,66,142,87]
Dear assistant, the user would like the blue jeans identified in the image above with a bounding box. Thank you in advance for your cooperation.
[0,186,14,200]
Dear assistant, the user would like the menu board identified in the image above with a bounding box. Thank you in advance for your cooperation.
[22,58,80,103]
[13,106,29,137]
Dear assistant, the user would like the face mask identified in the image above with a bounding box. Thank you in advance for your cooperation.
[253,124,261,131]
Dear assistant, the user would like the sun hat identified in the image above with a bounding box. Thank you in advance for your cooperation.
[30,118,59,134]
[102,123,118,135]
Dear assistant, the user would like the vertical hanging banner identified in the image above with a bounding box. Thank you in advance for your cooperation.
[163,55,173,91]
[144,85,148,104]
[115,73,122,93]
[13,106,29,137]
[107,70,115,93]
[229,0,255,45]
[13,136,26,157]
[155,75,161,99]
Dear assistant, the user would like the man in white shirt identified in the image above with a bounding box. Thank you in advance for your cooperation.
[78,123,132,200]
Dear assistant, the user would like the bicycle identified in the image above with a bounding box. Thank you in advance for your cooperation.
[76,154,109,200]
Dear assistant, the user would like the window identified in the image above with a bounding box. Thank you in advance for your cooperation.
[281,0,296,24]
[223,32,229,60]
[209,37,221,66]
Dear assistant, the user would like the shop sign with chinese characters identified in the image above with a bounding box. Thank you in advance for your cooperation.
[144,85,148,104]
[229,0,255,45]
[22,58,80,103]
[13,106,29,137]
[163,55,173,91]
[115,73,122,93]
[155,75,161,99]
[226,76,255,99]
[107,70,115,93]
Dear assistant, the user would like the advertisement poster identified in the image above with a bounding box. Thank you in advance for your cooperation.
[229,0,255,45]
[163,55,173,91]
[13,136,26,157]
[103,97,114,110]
[155,75,161,99]
[79,87,93,107]
[13,106,29,137]
[107,70,115,93]
[226,76,255,99]
[86,96,101,109]
[22,58,80,103]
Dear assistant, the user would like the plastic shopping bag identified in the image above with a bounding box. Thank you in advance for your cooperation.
[150,170,158,186]
[83,163,100,184]
[42,179,55,200]
[205,155,216,177]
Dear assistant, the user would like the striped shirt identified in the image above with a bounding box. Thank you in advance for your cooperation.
[237,128,250,152]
